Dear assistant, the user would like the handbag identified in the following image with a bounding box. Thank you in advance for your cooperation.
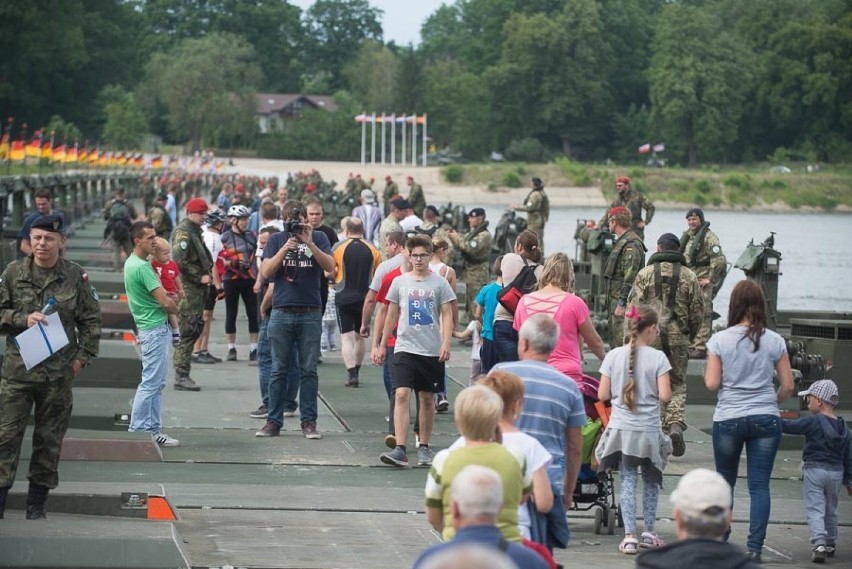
[497,263,538,313]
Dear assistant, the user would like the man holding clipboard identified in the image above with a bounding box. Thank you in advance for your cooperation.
[0,215,101,520]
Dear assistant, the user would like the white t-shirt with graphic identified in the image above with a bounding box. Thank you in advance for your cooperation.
[386,272,456,357]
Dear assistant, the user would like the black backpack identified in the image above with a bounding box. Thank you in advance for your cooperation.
[497,262,539,314]
[105,200,132,242]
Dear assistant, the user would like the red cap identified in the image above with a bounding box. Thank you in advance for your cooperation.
[608,206,630,218]
[235,183,244,194]
[186,198,209,214]
[615,176,631,185]
[305,183,317,193]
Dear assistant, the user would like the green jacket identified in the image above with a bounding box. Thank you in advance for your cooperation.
[0,257,101,382]
[603,230,646,306]
[680,223,726,283]
[600,188,655,235]
[408,183,426,218]
[517,188,550,231]
[628,251,703,347]
[171,218,213,286]
[450,222,493,283]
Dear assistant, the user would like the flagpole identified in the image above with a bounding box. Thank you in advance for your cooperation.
[401,118,407,166]
[370,113,376,165]
[360,113,366,165]
[422,114,427,167]
[380,113,386,166]
[390,114,396,166]
[411,116,416,167]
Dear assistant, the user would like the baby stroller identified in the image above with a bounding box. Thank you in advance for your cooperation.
[572,374,623,535]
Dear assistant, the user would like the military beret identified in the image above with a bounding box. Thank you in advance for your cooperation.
[468,207,486,217]
[608,206,630,219]
[31,214,64,234]
[657,233,681,248]
[157,192,169,201]
[532,177,543,187]
[391,197,412,210]
[185,197,209,214]
[686,207,705,222]
[424,205,439,217]
[615,176,631,185]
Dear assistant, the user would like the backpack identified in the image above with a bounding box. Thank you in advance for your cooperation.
[497,262,539,314]
[105,200,132,242]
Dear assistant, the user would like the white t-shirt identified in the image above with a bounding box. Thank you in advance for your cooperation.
[464,320,482,361]
[386,272,456,357]
[202,227,223,260]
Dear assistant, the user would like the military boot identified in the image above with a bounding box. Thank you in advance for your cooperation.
[174,373,200,392]
[0,485,9,519]
[25,482,49,520]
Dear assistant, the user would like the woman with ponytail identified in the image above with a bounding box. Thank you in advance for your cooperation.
[595,304,672,555]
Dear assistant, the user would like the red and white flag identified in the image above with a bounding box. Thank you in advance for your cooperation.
[638,143,651,154]
[653,143,665,153]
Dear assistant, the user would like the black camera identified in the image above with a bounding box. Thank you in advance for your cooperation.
[284,208,304,236]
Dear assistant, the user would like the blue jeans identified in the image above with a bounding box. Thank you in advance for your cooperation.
[268,309,321,426]
[493,320,519,364]
[713,414,782,553]
[129,323,171,434]
[257,316,298,410]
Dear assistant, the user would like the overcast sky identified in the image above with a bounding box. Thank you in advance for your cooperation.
[289,0,448,46]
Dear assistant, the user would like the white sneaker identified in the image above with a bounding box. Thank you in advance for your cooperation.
[152,432,180,447]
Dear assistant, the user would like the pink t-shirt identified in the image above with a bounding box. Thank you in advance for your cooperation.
[513,291,590,381]
[151,259,180,294]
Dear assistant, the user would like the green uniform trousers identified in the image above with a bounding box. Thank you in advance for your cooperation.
[174,282,207,374]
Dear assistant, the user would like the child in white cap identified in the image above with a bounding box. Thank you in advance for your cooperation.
[782,379,852,563]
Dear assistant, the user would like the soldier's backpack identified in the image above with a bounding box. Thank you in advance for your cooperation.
[105,200,132,242]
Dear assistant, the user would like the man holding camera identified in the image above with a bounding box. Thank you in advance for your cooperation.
[258,200,334,439]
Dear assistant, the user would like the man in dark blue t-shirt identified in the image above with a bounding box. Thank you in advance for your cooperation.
[258,200,334,440]
[18,188,67,257]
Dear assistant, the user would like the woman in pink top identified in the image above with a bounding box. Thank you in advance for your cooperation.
[514,252,605,383]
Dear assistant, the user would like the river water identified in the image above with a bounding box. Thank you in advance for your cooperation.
[483,206,852,320]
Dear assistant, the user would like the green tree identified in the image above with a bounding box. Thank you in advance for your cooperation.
[101,86,148,149]
[649,4,754,166]
[344,41,400,112]
[141,32,263,150]
[45,115,83,145]
[302,0,383,91]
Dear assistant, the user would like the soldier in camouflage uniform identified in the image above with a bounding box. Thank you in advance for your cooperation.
[148,193,174,239]
[680,207,727,358]
[406,176,426,219]
[378,199,405,260]
[171,198,215,391]
[447,208,493,322]
[628,232,703,457]
[599,176,655,241]
[513,176,550,252]
[603,206,646,347]
[0,215,101,519]
[382,176,400,217]
[141,174,157,215]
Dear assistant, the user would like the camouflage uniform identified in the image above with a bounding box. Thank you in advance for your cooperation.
[378,215,402,260]
[515,188,550,252]
[148,203,173,239]
[603,230,645,347]
[407,182,426,218]
[103,197,138,271]
[171,218,214,380]
[141,178,157,214]
[600,189,655,241]
[382,180,400,217]
[628,251,703,429]
[0,257,101,490]
[680,223,726,351]
[449,223,493,321]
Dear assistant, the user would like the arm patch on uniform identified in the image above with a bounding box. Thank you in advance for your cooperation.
[180,241,188,250]
[91,286,99,301]
[469,240,478,248]
[711,245,720,254]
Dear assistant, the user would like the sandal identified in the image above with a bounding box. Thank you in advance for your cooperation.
[640,532,665,548]
[619,536,640,555]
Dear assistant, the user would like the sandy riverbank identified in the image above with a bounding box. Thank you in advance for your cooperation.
[227,158,850,214]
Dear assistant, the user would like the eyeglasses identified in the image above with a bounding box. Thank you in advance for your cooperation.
[410,253,429,260]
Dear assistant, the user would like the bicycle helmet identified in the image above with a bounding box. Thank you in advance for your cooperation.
[206,209,228,225]
[227,205,250,218]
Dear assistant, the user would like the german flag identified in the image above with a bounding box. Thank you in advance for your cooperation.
[0,133,8,159]
[78,145,88,163]
[53,143,66,163]
[41,140,52,160]
[26,131,42,158]
[64,143,78,163]
[10,139,25,162]
[88,147,99,163]
[151,155,163,169]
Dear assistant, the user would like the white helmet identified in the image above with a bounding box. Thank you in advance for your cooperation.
[227,205,250,218]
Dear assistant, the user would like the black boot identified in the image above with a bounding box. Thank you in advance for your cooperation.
[25,482,49,520]
[0,486,9,519]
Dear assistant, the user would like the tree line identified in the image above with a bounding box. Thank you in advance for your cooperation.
[1,0,849,166]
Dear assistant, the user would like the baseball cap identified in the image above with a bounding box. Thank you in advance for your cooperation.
[31,215,64,234]
[157,192,168,201]
[798,379,839,406]
[670,468,732,522]
[185,198,209,214]
[468,207,486,217]
[361,189,375,202]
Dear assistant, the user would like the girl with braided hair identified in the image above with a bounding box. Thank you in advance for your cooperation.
[595,304,673,555]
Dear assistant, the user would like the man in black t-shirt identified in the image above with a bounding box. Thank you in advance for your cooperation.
[258,200,334,440]
[331,218,381,387]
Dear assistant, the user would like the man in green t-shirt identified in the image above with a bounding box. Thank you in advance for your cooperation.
[124,221,180,447]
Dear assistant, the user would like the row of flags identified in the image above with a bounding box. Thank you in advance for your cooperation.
[638,142,666,154]
[354,113,426,125]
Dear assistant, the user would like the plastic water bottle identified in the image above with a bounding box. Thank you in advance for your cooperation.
[41,298,56,316]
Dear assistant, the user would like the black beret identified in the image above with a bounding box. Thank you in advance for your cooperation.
[657,233,681,248]
[30,214,64,234]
